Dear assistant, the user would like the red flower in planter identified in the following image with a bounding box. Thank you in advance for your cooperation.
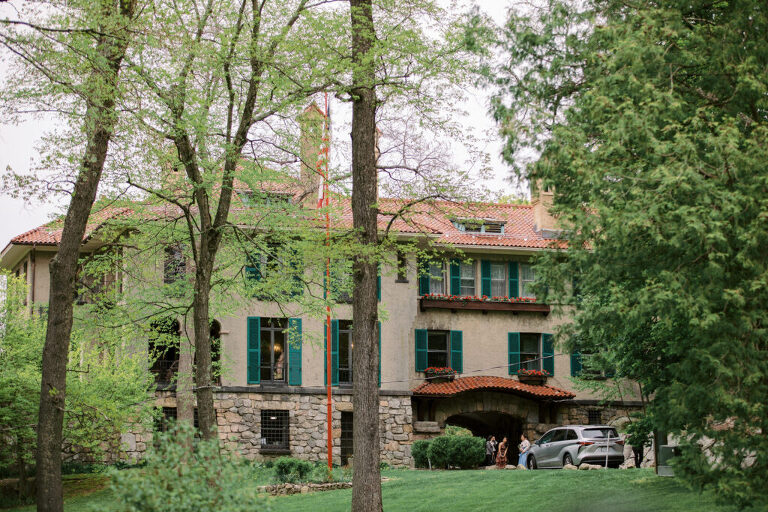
[516,368,551,377]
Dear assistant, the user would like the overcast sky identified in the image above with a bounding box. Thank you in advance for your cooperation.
[0,0,515,251]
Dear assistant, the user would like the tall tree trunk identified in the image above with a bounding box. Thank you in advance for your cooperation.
[35,3,135,511]
[193,251,216,439]
[349,0,381,510]
[176,331,195,426]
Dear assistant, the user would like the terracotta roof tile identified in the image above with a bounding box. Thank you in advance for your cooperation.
[10,207,133,246]
[411,375,575,400]
[7,184,568,251]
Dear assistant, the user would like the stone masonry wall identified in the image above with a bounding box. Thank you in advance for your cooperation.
[121,390,413,468]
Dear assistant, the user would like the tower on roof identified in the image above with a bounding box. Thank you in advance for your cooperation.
[531,180,559,234]
[298,102,326,202]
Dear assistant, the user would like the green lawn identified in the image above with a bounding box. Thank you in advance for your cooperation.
[270,469,726,512]
[2,469,729,512]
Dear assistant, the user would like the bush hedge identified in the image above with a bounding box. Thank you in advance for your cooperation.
[447,436,485,469]
[273,457,313,483]
[426,436,451,469]
[423,435,486,469]
[411,440,431,468]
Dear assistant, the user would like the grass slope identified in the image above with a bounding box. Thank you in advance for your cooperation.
[270,469,725,512]
[2,468,727,512]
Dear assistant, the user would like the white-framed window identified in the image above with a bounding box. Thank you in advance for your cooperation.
[520,263,536,298]
[453,220,505,234]
[520,333,540,371]
[338,320,353,384]
[490,262,506,297]
[429,262,445,294]
[426,331,449,367]
[459,262,475,296]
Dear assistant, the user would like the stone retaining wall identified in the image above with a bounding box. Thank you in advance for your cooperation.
[122,390,414,468]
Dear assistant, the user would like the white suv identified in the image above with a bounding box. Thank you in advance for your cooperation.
[527,425,624,469]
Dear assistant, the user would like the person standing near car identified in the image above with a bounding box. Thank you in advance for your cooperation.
[518,434,531,468]
[496,437,508,468]
[628,432,646,468]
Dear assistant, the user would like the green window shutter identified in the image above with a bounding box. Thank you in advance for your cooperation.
[508,261,519,298]
[508,332,520,375]
[247,317,261,384]
[288,318,302,386]
[449,259,461,295]
[245,255,260,297]
[450,331,463,373]
[481,260,491,297]
[415,329,428,372]
[377,264,381,302]
[418,257,430,296]
[245,264,259,282]
[378,321,382,387]
[542,333,555,375]
[331,319,339,386]
[570,352,582,377]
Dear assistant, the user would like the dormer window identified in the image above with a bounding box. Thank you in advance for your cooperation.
[237,190,291,207]
[453,219,505,235]
[238,190,256,207]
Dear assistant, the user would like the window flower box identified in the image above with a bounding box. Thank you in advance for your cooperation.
[424,367,456,383]
[515,368,551,385]
[419,294,550,315]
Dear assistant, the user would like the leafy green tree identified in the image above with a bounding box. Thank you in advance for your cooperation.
[0,273,154,506]
[1,2,141,509]
[489,0,768,507]
[117,0,345,437]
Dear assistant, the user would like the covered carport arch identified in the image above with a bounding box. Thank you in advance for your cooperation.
[411,375,576,458]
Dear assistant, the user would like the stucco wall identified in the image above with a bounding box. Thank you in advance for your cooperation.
[214,253,638,403]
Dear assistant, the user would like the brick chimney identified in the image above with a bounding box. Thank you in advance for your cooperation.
[531,180,559,235]
[298,103,325,201]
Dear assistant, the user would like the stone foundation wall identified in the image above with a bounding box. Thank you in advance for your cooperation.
[115,391,651,469]
[120,389,414,468]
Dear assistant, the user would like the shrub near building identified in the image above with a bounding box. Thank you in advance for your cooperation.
[419,433,486,470]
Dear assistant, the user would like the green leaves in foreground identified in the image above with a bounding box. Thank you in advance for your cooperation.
[110,423,268,512]
[488,0,768,509]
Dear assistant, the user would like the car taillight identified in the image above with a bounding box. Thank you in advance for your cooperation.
[578,441,594,446]
[615,440,624,446]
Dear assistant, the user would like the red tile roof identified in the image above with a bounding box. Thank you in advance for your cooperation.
[10,207,133,246]
[7,183,567,251]
[411,376,575,400]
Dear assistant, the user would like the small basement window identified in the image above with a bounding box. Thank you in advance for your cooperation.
[587,409,602,425]
[261,410,290,452]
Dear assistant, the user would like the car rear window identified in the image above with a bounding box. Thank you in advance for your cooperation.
[582,428,618,439]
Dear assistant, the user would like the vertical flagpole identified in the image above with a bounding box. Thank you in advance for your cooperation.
[323,92,333,472]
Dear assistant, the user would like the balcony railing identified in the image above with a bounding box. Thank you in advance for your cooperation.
[419,294,550,315]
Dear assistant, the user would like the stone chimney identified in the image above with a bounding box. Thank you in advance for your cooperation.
[531,180,559,235]
[298,103,325,200]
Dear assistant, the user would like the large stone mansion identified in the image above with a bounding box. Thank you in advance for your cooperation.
[0,113,643,467]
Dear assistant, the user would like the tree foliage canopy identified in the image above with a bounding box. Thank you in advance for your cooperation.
[0,273,153,493]
[489,0,768,507]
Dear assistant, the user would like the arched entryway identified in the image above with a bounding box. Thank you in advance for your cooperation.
[445,411,524,461]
